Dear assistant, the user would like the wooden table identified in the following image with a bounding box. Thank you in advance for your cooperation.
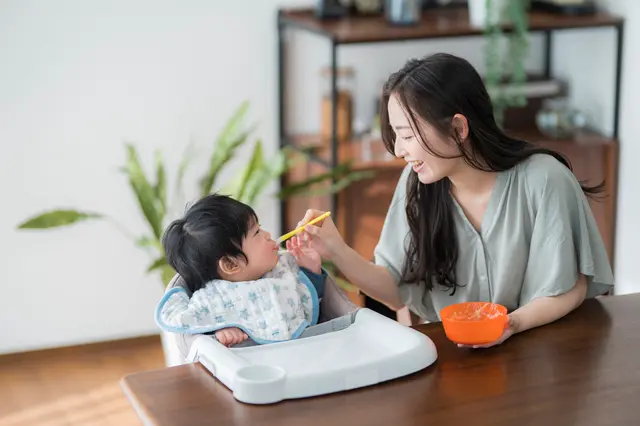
[122,294,640,426]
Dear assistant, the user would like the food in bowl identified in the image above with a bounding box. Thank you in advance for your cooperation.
[440,302,508,345]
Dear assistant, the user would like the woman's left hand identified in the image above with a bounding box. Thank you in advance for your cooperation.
[457,313,519,349]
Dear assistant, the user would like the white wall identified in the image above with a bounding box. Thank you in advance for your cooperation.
[0,0,301,355]
[0,0,636,354]
[601,0,640,295]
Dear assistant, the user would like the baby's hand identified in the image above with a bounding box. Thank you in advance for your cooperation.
[215,327,248,347]
[286,237,321,274]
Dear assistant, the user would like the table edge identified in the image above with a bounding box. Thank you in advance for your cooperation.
[120,377,156,426]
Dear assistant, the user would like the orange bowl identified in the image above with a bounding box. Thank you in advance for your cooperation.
[440,302,508,345]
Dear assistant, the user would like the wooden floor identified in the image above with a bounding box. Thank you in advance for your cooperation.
[0,336,164,426]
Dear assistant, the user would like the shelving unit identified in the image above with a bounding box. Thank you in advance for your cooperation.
[276,5,624,269]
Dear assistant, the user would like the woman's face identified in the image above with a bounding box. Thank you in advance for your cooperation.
[387,93,463,184]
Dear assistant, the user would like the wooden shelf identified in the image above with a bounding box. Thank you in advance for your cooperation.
[287,134,404,171]
[287,127,616,172]
[511,126,617,146]
[279,7,623,45]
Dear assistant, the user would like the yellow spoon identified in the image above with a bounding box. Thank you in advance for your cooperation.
[276,211,331,244]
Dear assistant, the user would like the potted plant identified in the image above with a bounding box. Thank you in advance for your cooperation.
[469,0,531,127]
[16,101,373,366]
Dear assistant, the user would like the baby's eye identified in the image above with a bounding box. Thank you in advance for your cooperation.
[402,135,414,141]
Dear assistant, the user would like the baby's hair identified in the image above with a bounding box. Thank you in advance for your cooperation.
[162,193,258,294]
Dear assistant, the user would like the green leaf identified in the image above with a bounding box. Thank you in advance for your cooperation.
[175,141,195,200]
[242,147,290,206]
[136,235,162,251]
[154,149,166,217]
[325,170,375,194]
[335,277,357,293]
[146,256,168,273]
[282,168,374,199]
[124,144,164,239]
[146,257,175,286]
[199,101,256,196]
[224,139,266,202]
[17,210,102,229]
[199,127,255,196]
[320,259,357,293]
[321,260,337,275]
[161,265,176,286]
[277,161,372,199]
[277,163,350,198]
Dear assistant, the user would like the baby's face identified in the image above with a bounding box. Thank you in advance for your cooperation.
[237,221,280,281]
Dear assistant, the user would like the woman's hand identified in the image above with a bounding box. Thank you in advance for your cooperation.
[292,210,403,309]
[295,209,347,260]
[457,314,519,349]
[457,276,588,349]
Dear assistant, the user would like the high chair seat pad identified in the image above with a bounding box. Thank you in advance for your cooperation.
[155,253,320,344]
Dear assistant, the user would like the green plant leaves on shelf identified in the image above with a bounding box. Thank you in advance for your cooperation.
[17,210,103,229]
[124,144,164,240]
[482,0,530,127]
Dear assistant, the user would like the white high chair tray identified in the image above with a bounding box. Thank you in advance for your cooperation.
[185,308,438,404]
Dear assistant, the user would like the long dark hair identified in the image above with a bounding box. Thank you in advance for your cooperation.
[379,53,603,296]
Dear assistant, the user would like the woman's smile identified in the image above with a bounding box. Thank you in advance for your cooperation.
[410,160,424,172]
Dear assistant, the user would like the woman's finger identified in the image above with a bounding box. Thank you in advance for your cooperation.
[299,209,327,228]
[304,224,320,236]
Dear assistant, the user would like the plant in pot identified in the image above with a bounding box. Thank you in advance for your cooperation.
[469,0,531,127]
[16,101,374,366]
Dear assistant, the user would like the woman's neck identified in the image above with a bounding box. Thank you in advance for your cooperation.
[448,164,498,197]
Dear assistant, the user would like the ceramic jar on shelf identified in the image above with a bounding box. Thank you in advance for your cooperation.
[320,66,355,143]
[535,98,587,139]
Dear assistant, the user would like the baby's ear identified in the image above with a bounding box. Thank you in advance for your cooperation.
[218,256,241,276]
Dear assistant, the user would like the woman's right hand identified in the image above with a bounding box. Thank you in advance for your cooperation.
[294,209,346,260]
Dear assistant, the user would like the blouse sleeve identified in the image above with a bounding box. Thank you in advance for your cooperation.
[373,165,436,320]
[519,156,614,306]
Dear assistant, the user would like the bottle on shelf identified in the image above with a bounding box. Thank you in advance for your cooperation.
[320,66,355,144]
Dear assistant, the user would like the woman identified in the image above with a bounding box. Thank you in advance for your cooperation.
[287,53,614,348]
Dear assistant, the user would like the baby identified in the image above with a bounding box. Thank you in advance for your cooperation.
[154,193,326,347]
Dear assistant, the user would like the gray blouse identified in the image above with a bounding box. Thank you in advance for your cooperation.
[374,154,615,322]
